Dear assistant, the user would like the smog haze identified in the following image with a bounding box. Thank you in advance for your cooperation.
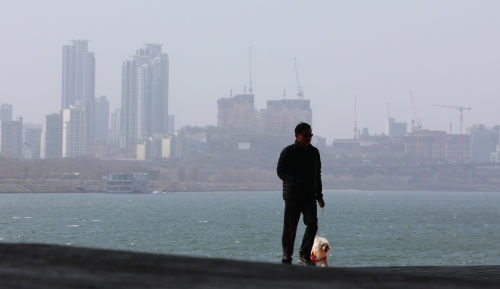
[0,0,499,141]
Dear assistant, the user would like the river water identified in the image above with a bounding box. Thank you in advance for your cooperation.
[1,191,499,266]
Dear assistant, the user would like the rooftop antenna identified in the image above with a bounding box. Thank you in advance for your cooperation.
[230,89,232,98]
[249,46,253,95]
[354,95,358,139]
[284,90,286,99]
[294,57,303,99]
[387,102,393,142]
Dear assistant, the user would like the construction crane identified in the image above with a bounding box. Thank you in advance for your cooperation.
[410,92,422,132]
[410,92,421,157]
[429,104,471,162]
[428,104,471,135]
[294,57,303,99]
[249,46,253,95]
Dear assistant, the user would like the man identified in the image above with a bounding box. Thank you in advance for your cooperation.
[277,122,325,266]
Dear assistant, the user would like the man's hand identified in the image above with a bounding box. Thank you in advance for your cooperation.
[318,198,325,208]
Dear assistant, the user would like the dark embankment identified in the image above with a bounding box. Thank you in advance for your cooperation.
[0,243,499,288]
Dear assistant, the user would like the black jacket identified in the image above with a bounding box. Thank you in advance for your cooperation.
[277,141,323,200]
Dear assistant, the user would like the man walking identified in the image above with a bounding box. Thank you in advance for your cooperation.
[277,122,325,266]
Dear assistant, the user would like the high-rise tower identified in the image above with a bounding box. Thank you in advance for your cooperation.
[0,117,23,159]
[62,40,95,151]
[121,44,169,148]
[62,105,87,158]
[0,104,13,121]
[94,96,109,143]
[110,108,121,144]
[40,113,63,159]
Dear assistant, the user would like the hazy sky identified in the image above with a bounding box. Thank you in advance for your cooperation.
[0,0,499,141]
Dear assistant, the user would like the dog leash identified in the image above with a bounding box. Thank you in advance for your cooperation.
[316,207,324,237]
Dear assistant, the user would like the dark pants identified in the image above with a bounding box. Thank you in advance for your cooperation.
[282,198,318,262]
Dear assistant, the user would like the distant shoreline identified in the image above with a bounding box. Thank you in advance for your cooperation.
[1,189,499,194]
[1,178,499,193]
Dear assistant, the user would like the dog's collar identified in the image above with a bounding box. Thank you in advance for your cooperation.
[310,252,326,263]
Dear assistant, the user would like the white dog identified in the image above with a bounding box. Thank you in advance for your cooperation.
[310,236,330,267]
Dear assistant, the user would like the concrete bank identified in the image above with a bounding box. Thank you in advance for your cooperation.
[0,243,499,289]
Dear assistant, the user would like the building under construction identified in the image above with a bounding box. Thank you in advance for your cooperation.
[217,94,256,133]
[403,130,470,162]
[331,126,471,162]
[331,139,405,158]
[217,54,312,135]
[266,99,312,136]
[216,95,312,135]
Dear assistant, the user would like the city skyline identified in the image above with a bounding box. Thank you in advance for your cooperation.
[5,36,499,143]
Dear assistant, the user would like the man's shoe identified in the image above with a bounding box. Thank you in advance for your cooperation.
[281,259,293,265]
[297,256,316,266]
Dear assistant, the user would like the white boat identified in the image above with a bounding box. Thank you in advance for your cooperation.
[103,173,151,194]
